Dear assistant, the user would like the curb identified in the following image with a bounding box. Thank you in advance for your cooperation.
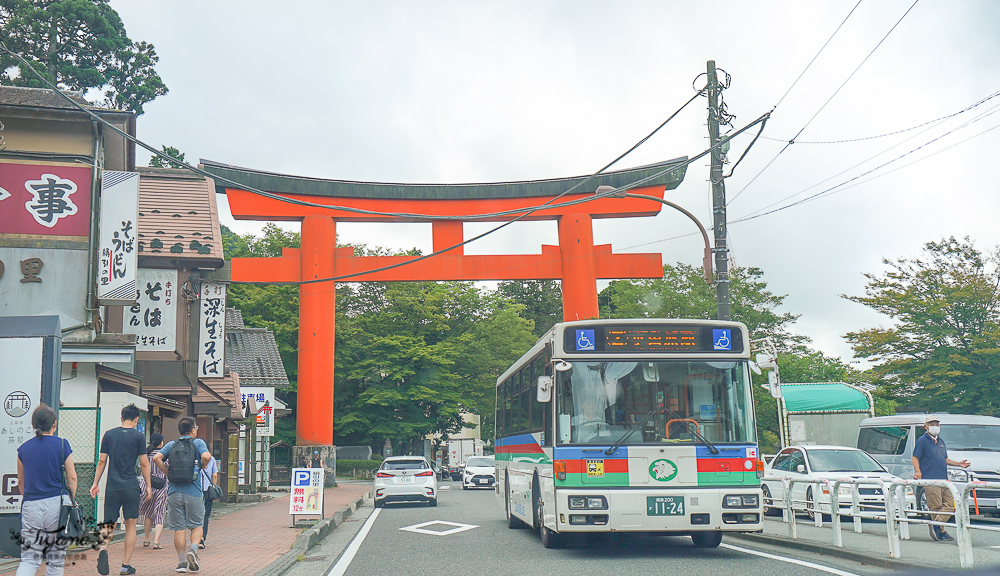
[728,532,927,572]
[254,492,371,576]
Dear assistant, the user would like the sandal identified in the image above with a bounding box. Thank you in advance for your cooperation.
[153,544,162,550]
[143,541,150,548]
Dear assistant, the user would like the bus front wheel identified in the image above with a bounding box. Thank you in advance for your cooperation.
[691,531,723,548]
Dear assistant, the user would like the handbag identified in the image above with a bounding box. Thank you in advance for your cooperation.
[150,475,166,490]
[58,438,87,539]
[201,468,224,501]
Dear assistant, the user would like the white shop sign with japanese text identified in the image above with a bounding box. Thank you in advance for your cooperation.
[240,386,275,437]
[198,283,227,378]
[0,338,43,513]
[97,171,140,305]
[126,269,178,351]
[289,468,324,516]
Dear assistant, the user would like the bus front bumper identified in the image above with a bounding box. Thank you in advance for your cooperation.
[553,488,762,533]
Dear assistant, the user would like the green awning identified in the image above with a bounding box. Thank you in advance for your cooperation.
[781,382,871,413]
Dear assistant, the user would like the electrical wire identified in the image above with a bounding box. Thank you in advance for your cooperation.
[760,90,1000,145]
[741,96,1000,218]
[728,0,920,206]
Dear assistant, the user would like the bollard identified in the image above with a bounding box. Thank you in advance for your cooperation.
[830,479,843,547]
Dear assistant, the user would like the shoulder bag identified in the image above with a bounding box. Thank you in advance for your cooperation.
[58,437,87,539]
[201,467,223,501]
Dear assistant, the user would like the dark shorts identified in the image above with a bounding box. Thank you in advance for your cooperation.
[104,489,140,523]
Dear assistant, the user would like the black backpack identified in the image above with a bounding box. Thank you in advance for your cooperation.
[167,437,198,484]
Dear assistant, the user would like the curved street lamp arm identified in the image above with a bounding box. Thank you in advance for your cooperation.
[621,193,714,284]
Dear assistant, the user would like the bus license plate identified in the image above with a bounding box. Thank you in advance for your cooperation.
[647,496,685,516]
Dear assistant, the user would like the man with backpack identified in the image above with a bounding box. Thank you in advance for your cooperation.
[153,418,212,573]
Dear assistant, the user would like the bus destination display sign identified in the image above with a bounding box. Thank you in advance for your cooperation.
[563,324,743,354]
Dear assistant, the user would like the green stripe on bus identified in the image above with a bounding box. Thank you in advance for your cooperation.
[496,453,551,464]
[556,472,630,488]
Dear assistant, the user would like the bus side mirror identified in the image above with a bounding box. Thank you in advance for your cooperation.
[767,371,782,399]
[537,375,553,403]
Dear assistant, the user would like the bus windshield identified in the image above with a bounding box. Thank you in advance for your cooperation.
[555,360,756,446]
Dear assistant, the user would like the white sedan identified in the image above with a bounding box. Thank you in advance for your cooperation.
[461,455,496,489]
[761,445,916,518]
[374,456,438,508]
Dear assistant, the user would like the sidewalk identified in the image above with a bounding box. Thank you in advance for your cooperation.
[1,482,371,576]
[732,514,1000,571]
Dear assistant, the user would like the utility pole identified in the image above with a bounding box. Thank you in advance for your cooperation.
[707,60,731,321]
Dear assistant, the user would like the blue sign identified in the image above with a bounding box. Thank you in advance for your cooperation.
[576,329,595,351]
[293,470,312,487]
[712,329,732,350]
[700,404,717,420]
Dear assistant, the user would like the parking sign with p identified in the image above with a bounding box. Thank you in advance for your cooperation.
[293,470,311,487]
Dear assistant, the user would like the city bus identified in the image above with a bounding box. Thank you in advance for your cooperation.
[495,319,764,548]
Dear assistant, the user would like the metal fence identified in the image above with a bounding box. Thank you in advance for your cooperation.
[58,407,100,525]
[762,474,1000,569]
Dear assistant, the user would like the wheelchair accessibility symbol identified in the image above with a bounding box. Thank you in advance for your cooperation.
[576,329,595,351]
[712,329,732,351]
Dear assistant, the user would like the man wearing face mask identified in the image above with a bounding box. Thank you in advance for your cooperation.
[912,416,970,541]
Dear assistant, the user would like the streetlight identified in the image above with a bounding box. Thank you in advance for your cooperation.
[598,185,713,284]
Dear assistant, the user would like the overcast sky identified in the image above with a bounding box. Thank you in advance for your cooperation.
[111,0,1000,366]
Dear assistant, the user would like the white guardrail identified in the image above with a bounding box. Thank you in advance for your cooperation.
[762,475,1000,569]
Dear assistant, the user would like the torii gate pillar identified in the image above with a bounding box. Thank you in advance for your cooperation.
[298,215,336,446]
[558,213,599,321]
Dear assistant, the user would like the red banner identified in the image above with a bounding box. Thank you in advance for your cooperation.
[0,162,92,236]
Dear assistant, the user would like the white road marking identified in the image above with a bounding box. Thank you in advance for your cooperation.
[326,507,381,576]
[720,543,861,576]
[439,485,451,490]
[399,520,479,536]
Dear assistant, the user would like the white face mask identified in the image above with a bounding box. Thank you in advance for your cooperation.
[928,425,941,436]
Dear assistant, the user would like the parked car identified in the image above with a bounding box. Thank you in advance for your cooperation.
[373,456,438,508]
[461,455,495,490]
[858,414,1000,516]
[761,445,916,518]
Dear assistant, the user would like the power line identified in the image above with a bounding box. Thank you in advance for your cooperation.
[728,0,920,206]
[760,90,1000,145]
[742,95,1000,218]
[772,0,864,111]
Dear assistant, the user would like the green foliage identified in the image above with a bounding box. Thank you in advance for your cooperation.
[0,0,167,114]
[335,458,384,478]
[845,237,1000,415]
[149,145,186,169]
[497,280,562,336]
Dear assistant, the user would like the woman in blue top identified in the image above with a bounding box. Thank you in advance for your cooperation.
[16,403,77,576]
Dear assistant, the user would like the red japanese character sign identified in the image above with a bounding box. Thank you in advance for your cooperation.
[0,163,91,236]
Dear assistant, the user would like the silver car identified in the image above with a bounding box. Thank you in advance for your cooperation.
[374,456,438,508]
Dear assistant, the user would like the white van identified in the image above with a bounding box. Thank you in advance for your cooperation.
[857,414,1000,515]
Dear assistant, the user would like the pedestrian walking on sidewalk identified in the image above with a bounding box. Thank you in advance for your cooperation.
[15,404,77,576]
[153,418,211,574]
[90,404,152,576]
[198,456,219,550]
[913,415,970,542]
[138,434,168,549]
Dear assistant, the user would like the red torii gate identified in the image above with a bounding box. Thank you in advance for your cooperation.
[204,158,688,446]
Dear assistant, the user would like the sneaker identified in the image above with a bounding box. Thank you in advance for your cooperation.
[939,531,955,541]
[198,540,205,550]
[98,549,110,575]
[186,549,200,572]
[175,563,188,573]
[929,525,940,541]
[120,565,135,575]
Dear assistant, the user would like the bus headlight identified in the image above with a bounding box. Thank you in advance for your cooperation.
[569,496,607,510]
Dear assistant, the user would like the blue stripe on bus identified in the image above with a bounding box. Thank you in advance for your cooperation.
[495,434,538,447]
[553,446,628,460]
[696,445,754,458]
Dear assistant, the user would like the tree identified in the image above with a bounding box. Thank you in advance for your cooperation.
[497,280,562,337]
[845,237,1000,415]
[0,0,167,114]
[148,145,186,169]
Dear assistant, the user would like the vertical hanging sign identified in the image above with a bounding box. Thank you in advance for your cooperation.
[198,282,227,378]
[97,171,140,304]
[126,268,178,351]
